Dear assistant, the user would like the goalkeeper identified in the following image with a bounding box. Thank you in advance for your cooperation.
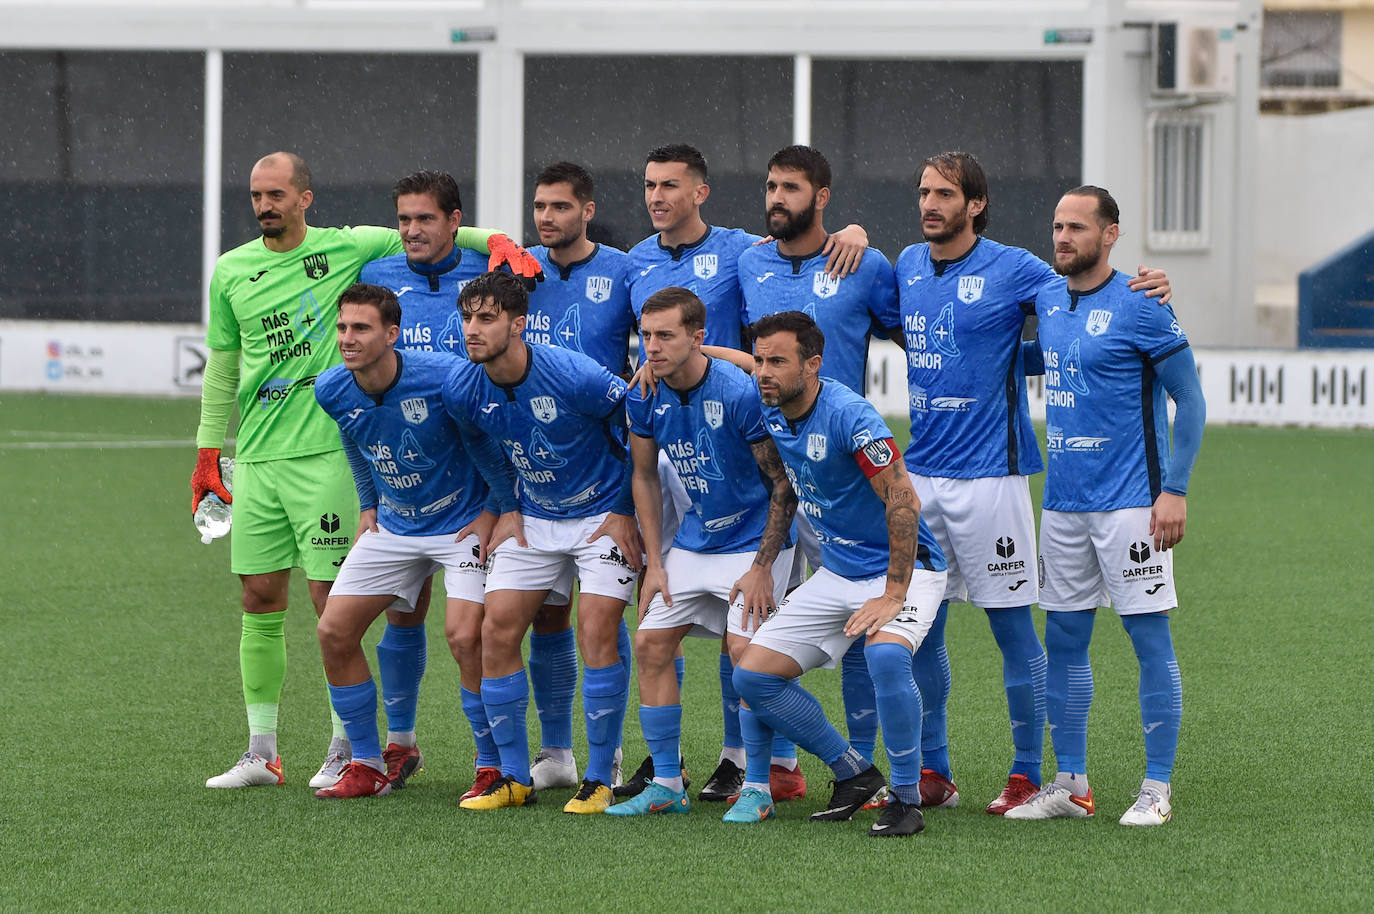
[194,151,540,789]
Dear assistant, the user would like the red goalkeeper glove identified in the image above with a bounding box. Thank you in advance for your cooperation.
[191,447,232,513]
[486,233,544,285]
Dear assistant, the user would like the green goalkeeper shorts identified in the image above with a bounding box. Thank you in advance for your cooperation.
[230,450,360,581]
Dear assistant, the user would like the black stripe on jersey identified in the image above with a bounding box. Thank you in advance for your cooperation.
[601,420,628,463]
[917,543,933,569]
[1139,354,1162,500]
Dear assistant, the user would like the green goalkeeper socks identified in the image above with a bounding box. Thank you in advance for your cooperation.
[241,611,287,743]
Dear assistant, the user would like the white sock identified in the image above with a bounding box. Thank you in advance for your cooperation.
[770,756,798,771]
[720,746,746,766]
[1055,771,1090,797]
[652,776,685,792]
[386,730,416,748]
[1142,777,1170,798]
[541,746,574,765]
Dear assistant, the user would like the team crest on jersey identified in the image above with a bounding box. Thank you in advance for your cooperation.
[812,271,841,299]
[693,254,718,280]
[957,275,984,303]
[703,400,724,429]
[806,433,827,462]
[585,276,613,303]
[1085,309,1113,337]
[530,396,558,424]
[302,253,330,281]
[399,397,429,425]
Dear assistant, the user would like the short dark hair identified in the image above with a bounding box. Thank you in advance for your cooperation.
[337,282,401,327]
[641,286,706,333]
[767,145,832,190]
[646,143,708,182]
[919,151,990,235]
[259,151,311,192]
[750,310,825,361]
[392,170,463,214]
[458,270,529,318]
[1063,185,1120,228]
[535,161,595,203]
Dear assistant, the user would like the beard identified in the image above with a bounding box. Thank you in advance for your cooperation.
[758,373,806,408]
[766,198,818,242]
[543,226,581,250]
[1053,242,1103,277]
[466,333,511,365]
[921,206,969,244]
[258,212,285,239]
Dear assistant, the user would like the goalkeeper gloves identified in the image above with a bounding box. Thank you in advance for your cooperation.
[191,447,232,513]
[486,233,544,288]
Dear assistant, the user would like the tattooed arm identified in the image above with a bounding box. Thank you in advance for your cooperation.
[729,436,799,628]
[844,455,922,637]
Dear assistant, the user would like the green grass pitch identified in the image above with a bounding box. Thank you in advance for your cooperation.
[2,392,1371,912]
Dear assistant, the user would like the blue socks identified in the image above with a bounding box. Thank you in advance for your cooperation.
[582,662,629,786]
[639,704,683,787]
[1121,612,1182,783]
[864,641,923,790]
[739,706,775,787]
[1045,611,1096,775]
[618,619,633,678]
[481,670,531,782]
[719,653,744,751]
[461,686,500,769]
[674,655,685,692]
[985,606,1047,783]
[841,638,878,762]
[328,679,381,762]
[529,627,576,751]
[732,668,852,772]
[912,600,952,778]
[375,623,426,736]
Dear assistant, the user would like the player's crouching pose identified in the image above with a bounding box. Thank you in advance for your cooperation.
[1005,187,1204,827]
[733,312,948,837]
[443,271,644,814]
[312,283,519,799]
[604,288,799,820]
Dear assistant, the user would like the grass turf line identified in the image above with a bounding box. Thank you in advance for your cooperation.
[2,393,1371,911]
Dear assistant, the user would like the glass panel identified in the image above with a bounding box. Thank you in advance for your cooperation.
[0,51,204,321]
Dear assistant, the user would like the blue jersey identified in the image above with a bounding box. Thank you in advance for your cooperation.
[525,244,637,376]
[896,237,1054,478]
[763,381,945,581]
[359,247,488,356]
[442,343,631,520]
[627,358,790,554]
[626,226,759,350]
[315,350,512,535]
[1035,271,1191,512]
[739,243,900,394]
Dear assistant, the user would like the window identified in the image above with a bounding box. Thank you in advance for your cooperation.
[1262,11,1341,89]
[1147,111,1209,251]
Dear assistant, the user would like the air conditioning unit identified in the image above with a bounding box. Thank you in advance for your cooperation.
[1154,21,1237,96]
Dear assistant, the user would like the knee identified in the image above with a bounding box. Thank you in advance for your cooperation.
[315,615,355,660]
[241,587,285,615]
[863,641,913,689]
[731,665,780,705]
[632,630,676,672]
[446,621,481,663]
[532,602,572,634]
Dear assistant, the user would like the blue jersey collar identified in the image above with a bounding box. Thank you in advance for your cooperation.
[658,225,713,261]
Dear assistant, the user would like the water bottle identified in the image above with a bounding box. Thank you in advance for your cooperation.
[194,457,234,544]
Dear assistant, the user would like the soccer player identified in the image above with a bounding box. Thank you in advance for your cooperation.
[1004,186,1203,826]
[521,162,641,792]
[333,171,491,791]
[895,151,1171,813]
[733,311,948,837]
[193,152,539,789]
[606,288,799,819]
[624,143,868,801]
[312,283,518,799]
[738,144,902,777]
[443,271,643,814]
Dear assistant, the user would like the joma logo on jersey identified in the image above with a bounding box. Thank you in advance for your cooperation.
[302,253,329,281]
[1085,309,1113,337]
[806,433,827,461]
[399,397,429,425]
[585,276,613,303]
[693,254,718,279]
[812,272,840,299]
[703,400,724,429]
[957,275,984,303]
[530,396,558,424]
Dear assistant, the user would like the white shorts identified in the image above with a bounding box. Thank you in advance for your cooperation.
[639,546,796,639]
[1038,507,1177,615]
[750,565,948,671]
[485,512,634,604]
[330,528,488,611]
[909,473,1038,607]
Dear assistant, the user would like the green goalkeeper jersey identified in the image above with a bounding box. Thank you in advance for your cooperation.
[207,225,404,462]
